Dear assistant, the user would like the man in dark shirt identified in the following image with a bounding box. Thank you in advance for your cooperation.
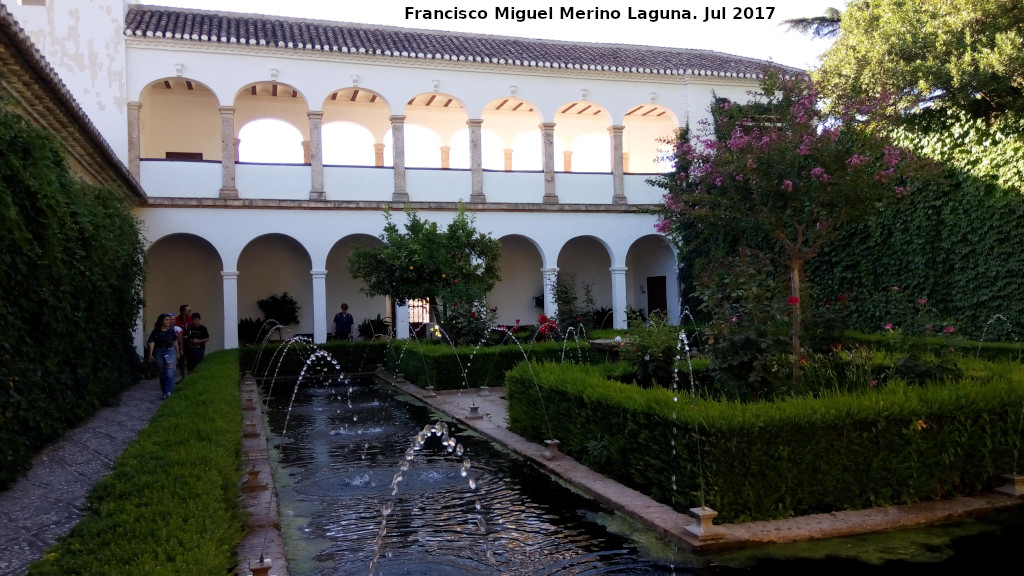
[332,303,355,341]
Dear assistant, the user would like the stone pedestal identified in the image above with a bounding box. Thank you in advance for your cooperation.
[543,439,561,461]
[242,468,267,493]
[248,556,272,576]
[995,473,1024,498]
[685,506,721,541]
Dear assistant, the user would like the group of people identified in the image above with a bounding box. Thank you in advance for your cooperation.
[145,304,211,399]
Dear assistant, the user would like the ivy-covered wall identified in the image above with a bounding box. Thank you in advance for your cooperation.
[0,103,146,489]
[810,110,1024,338]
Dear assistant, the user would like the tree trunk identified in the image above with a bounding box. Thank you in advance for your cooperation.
[789,260,803,391]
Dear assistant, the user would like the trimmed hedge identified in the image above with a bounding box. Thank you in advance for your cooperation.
[239,338,615,390]
[0,103,146,489]
[28,351,244,576]
[506,360,1024,523]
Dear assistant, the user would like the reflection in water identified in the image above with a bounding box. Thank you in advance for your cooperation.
[264,377,1024,575]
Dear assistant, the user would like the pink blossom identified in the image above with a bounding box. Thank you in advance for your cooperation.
[781,180,793,192]
[892,286,899,291]
[917,298,927,305]
[810,167,831,183]
[883,145,901,167]
[943,326,955,334]
[884,323,894,331]
[845,154,869,167]
[655,219,672,234]
[734,173,744,182]
[797,144,811,156]
[894,186,909,198]
[870,380,878,387]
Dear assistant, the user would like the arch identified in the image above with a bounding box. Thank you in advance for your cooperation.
[237,234,314,336]
[138,77,220,161]
[233,81,310,163]
[556,236,614,313]
[555,100,613,173]
[326,234,388,335]
[238,119,304,163]
[144,233,225,353]
[322,121,376,166]
[402,92,469,168]
[449,127,504,170]
[626,235,679,322]
[622,103,680,174]
[489,235,545,325]
[481,97,543,171]
[322,87,392,165]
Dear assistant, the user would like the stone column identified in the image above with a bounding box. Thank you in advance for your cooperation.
[127,101,142,180]
[467,118,486,202]
[390,115,409,202]
[541,267,559,319]
[219,106,238,198]
[374,143,385,167]
[610,266,628,330]
[308,111,325,200]
[222,270,239,348]
[503,149,513,171]
[395,303,410,340]
[311,269,327,343]
[610,125,627,204]
[541,122,558,204]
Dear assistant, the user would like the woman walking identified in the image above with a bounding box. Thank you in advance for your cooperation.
[147,313,181,399]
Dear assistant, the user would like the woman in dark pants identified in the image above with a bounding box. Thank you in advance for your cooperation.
[147,313,180,399]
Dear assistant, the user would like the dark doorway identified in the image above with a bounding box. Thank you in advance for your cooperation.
[647,275,667,314]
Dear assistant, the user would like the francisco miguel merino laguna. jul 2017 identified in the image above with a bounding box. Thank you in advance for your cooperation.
[404,6,777,23]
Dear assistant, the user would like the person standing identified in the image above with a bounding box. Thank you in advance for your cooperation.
[185,311,211,373]
[147,313,181,399]
[174,304,191,377]
[332,303,355,341]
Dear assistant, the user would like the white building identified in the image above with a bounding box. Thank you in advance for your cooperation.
[5,1,794,352]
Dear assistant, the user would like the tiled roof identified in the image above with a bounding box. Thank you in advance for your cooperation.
[125,5,803,78]
[1,4,145,203]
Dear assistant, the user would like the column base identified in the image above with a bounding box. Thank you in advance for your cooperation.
[219,186,239,199]
[392,192,410,202]
[612,194,628,205]
[309,189,326,201]
[469,193,487,203]
[542,193,559,204]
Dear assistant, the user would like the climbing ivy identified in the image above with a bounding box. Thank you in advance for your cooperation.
[0,100,146,488]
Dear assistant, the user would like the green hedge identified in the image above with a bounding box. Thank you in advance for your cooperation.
[28,351,244,576]
[239,338,615,390]
[506,360,1024,523]
[0,103,146,489]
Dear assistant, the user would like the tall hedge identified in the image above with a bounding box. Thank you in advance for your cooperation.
[810,110,1024,338]
[0,103,146,489]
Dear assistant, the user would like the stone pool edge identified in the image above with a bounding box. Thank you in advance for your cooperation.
[378,372,1024,555]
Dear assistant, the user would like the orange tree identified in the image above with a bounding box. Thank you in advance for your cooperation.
[653,68,917,392]
[348,204,501,342]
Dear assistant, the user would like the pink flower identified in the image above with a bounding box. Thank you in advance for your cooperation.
[870,380,878,387]
[781,180,793,192]
[884,323,894,331]
[810,167,831,183]
[845,154,869,167]
[655,219,672,234]
[787,296,800,305]
[943,326,955,334]
[917,298,927,304]
[892,286,899,291]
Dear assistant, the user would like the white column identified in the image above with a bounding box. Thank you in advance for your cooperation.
[610,266,628,330]
[222,270,239,349]
[311,269,327,344]
[133,307,146,356]
[395,303,410,340]
[541,267,559,319]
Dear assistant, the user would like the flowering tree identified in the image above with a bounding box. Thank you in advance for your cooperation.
[654,68,916,386]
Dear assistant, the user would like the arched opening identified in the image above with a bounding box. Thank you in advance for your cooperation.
[238,119,304,163]
[322,121,376,166]
[144,233,225,352]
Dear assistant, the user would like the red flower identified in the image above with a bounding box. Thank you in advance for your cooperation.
[787,296,800,305]
[539,315,548,324]
[838,294,848,303]
[470,312,476,318]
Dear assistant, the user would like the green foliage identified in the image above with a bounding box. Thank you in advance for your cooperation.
[348,204,502,323]
[237,317,265,346]
[357,313,391,339]
[256,291,301,326]
[240,339,391,377]
[0,102,145,489]
[506,359,1024,523]
[621,311,683,387]
[817,0,1024,121]
[27,352,244,575]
